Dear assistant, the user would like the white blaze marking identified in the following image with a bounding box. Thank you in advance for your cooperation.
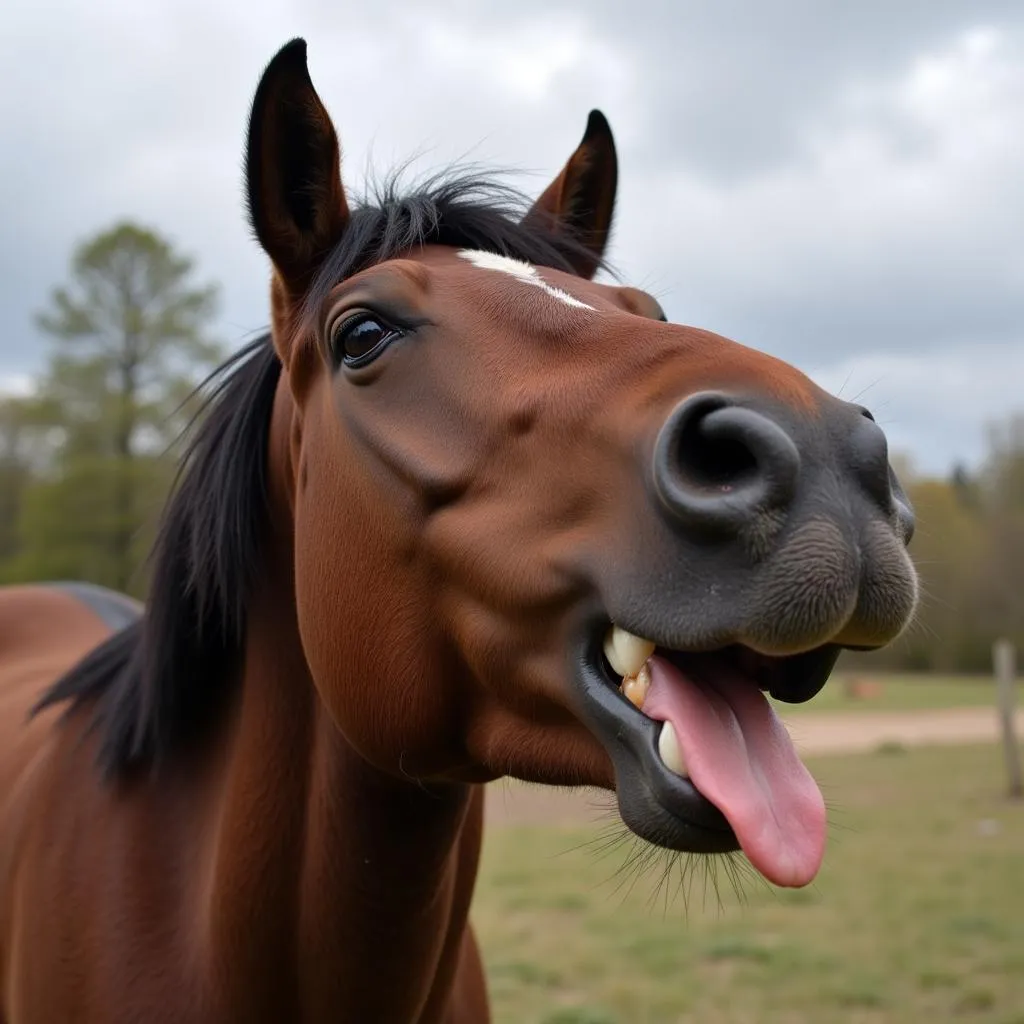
[456,249,595,310]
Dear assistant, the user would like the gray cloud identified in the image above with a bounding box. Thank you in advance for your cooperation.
[1,0,1021,474]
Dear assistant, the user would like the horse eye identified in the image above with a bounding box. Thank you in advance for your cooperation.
[331,314,402,368]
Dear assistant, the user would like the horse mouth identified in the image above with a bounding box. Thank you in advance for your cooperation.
[573,623,840,887]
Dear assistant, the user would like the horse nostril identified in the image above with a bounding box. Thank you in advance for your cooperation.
[653,393,801,537]
[849,411,895,513]
[896,489,916,544]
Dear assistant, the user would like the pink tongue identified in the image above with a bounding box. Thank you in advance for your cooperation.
[642,655,826,887]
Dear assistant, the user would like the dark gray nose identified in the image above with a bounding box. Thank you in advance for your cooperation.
[653,393,801,537]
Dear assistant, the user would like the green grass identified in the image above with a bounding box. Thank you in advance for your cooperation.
[772,672,1001,714]
[473,743,1024,1023]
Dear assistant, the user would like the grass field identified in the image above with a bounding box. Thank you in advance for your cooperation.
[772,672,997,714]
[473,743,1024,1023]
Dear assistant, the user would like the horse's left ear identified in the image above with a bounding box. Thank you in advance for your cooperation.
[523,110,618,279]
[245,38,349,294]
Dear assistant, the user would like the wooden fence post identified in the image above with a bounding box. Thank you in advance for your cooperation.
[993,639,1022,800]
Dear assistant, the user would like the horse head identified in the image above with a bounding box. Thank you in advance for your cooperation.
[247,40,917,888]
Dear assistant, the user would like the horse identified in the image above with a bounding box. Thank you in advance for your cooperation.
[0,38,918,1023]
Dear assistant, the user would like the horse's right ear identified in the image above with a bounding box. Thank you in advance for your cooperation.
[522,110,618,279]
[245,39,349,293]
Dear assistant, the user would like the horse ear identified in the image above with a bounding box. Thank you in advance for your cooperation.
[245,39,349,292]
[523,110,618,279]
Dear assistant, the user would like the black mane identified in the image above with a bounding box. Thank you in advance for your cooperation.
[35,174,607,778]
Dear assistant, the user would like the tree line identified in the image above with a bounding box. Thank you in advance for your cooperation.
[1,222,1021,674]
[877,421,1024,674]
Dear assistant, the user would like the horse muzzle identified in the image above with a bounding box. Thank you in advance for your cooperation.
[563,389,918,887]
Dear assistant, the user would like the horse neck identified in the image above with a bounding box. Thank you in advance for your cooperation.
[200,378,483,1021]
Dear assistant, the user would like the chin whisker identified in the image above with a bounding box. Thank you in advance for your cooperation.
[566,818,764,920]
[556,790,836,918]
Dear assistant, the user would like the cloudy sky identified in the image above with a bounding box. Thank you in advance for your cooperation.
[2,0,1021,475]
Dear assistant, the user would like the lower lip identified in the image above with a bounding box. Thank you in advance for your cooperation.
[569,627,739,850]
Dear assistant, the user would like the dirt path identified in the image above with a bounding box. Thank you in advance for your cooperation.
[484,706,1023,827]
[783,706,1022,756]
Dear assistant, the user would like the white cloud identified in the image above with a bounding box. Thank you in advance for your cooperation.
[613,25,1024,351]
[0,374,34,398]
[416,15,631,105]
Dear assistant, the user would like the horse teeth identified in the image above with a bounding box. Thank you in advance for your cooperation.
[658,721,688,777]
[603,626,656,678]
[621,664,651,709]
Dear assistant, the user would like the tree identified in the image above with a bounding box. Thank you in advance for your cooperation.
[21,222,223,592]
[0,396,35,572]
[983,415,1024,512]
[900,476,989,671]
